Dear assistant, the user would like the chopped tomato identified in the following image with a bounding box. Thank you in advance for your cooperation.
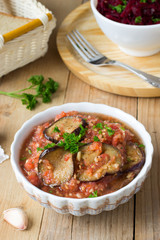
[64,153,72,161]
[24,158,35,171]
[27,172,40,187]
[112,131,124,146]
[88,142,102,151]
[55,111,67,121]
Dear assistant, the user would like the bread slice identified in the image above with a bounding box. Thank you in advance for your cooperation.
[0,12,32,35]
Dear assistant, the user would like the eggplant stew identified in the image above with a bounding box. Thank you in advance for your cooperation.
[20,111,145,198]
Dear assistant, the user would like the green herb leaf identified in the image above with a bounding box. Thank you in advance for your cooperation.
[138,144,145,148]
[57,125,87,154]
[93,122,103,129]
[135,143,145,148]
[0,75,59,110]
[88,190,98,198]
[28,75,44,86]
[140,0,147,3]
[93,136,100,142]
[152,17,160,23]
[37,147,44,151]
[104,125,115,136]
[53,126,60,133]
[135,16,142,24]
[21,93,38,110]
[37,143,56,151]
[120,126,125,131]
[109,4,124,13]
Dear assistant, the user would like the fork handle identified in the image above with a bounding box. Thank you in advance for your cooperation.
[106,60,160,88]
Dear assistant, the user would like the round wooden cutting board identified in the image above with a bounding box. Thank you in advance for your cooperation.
[57,2,160,97]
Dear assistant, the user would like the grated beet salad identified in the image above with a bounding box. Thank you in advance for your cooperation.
[97,0,160,25]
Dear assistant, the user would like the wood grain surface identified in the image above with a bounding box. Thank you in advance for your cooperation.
[0,0,160,240]
[57,2,160,97]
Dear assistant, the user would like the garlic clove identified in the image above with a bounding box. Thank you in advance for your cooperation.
[3,208,28,230]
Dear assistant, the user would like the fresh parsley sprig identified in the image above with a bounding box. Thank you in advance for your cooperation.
[0,75,59,110]
[57,125,87,154]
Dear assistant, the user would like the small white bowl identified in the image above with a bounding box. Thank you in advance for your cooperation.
[91,0,160,57]
[11,102,153,216]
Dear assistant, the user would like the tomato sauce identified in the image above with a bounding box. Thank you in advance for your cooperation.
[20,111,145,198]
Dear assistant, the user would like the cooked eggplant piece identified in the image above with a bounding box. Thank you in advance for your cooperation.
[75,143,123,182]
[122,143,145,172]
[44,116,87,142]
[38,146,74,187]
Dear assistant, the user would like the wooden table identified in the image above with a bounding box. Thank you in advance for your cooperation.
[0,0,160,239]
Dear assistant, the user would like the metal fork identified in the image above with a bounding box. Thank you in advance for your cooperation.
[67,30,160,88]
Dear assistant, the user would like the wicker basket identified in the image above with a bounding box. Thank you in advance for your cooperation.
[0,0,56,77]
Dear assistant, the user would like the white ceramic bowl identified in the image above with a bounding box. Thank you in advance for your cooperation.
[91,0,160,57]
[11,102,153,216]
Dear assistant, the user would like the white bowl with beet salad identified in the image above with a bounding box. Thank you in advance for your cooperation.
[11,102,153,216]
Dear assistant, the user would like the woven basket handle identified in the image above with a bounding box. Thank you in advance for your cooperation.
[0,13,52,49]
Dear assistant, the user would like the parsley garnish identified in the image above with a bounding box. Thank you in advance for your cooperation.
[93,136,100,142]
[135,16,142,24]
[0,75,59,110]
[152,17,160,23]
[140,0,147,2]
[57,125,87,154]
[53,126,60,133]
[88,190,98,198]
[37,143,56,151]
[104,125,115,136]
[109,4,125,13]
[93,122,103,129]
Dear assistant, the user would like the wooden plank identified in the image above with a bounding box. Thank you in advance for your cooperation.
[64,72,90,103]
[72,203,134,240]
[39,211,73,240]
[135,98,160,240]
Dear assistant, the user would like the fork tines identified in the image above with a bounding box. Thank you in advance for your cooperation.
[67,30,100,62]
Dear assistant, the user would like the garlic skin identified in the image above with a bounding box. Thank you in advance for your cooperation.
[3,208,28,230]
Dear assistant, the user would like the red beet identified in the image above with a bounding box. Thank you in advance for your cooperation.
[97,0,160,25]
